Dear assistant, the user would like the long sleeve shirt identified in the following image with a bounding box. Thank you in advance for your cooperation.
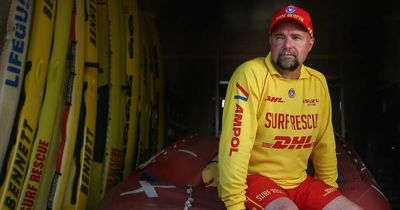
[218,53,338,210]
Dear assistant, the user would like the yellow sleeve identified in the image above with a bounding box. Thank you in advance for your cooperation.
[310,76,338,188]
[218,62,261,209]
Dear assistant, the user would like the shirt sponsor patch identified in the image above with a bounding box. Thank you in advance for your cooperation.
[265,96,285,103]
[303,98,319,106]
[234,82,249,101]
[288,88,295,98]
[263,135,314,149]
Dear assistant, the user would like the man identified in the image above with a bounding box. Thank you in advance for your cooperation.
[218,5,363,210]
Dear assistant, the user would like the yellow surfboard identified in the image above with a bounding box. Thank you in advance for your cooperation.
[34,94,64,210]
[87,0,109,209]
[145,13,165,153]
[0,0,33,174]
[146,15,158,157]
[46,0,85,209]
[95,0,126,196]
[121,0,142,178]
[136,10,152,166]
[101,0,126,194]
[0,0,56,209]
[16,0,73,209]
[63,0,98,209]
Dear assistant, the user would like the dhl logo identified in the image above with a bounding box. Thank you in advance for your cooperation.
[234,83,249,102]
[265,96,285,103]
[262,135,313,149]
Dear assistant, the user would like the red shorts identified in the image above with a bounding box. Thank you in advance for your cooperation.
[245,175,341,210]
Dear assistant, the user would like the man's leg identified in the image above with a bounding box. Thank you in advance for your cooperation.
[290,176,342,210]
[265,197,298,210]
[246,175,295,210]
[322,195,364,210]
[292,176,363,210]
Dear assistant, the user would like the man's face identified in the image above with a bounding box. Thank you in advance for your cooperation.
[269,22,314,71]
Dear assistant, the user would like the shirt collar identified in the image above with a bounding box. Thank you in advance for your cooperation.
[264,52,311,79]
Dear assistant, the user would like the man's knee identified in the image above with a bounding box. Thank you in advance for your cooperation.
[323,195,364,210]
[265,197,298,210]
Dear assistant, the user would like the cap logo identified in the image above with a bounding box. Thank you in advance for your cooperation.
[285,6,296,14]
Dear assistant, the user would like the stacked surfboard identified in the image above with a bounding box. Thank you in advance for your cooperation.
[0,0,33,177]
[0,0,165,210]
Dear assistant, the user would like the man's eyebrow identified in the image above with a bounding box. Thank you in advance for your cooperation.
[291,32,303,36]
[287,30,307,36]
[272,32,285,36]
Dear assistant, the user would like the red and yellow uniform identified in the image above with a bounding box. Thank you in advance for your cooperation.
[218,53,338,210]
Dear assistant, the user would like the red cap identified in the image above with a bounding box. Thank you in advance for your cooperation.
[268,5,313,38]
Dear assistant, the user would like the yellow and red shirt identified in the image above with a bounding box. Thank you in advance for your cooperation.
[218,53,338,210]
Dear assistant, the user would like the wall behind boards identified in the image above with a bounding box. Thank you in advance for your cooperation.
[141,0,400,149]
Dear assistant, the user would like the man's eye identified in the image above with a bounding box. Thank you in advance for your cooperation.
[292,36,302,41]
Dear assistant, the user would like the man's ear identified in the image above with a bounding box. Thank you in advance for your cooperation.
[268,34,272,46]
[308,37,315,52]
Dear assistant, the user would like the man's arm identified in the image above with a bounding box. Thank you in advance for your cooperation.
[310,76,338,188]
[218,62,260,210]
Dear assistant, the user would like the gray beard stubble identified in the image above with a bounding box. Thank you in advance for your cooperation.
[277,55,300,71]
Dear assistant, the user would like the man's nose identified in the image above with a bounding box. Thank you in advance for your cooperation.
[284,37,293,49]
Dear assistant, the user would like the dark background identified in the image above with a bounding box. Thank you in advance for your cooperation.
[141,0,400,208]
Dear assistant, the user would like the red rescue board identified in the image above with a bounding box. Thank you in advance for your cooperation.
[99,135,391,210]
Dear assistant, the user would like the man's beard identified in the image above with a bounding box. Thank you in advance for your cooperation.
[276,52,300,71]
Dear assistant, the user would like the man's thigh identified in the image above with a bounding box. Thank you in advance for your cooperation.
[245,175,343,210]
[245,175,289,209]
[289,176,342,210]
[322,195,363,210]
